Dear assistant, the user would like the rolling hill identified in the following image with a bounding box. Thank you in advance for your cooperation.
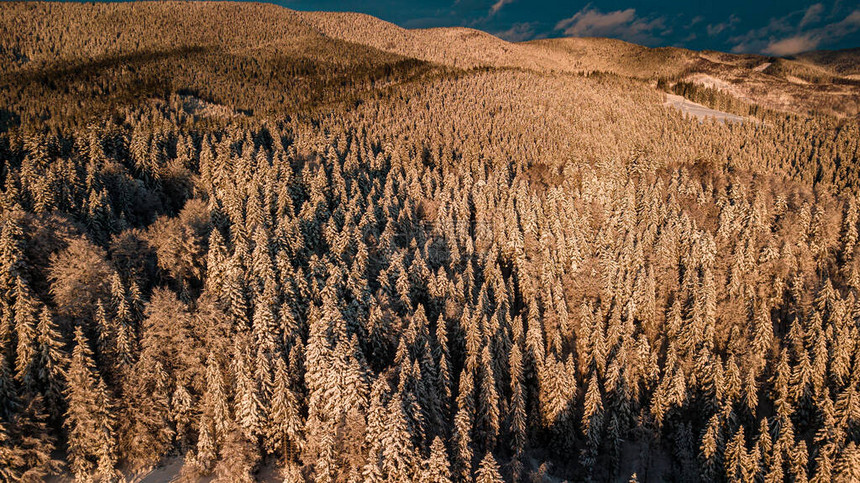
[792,47,860,77]
[2,2,858,123]
[0,2,436,129]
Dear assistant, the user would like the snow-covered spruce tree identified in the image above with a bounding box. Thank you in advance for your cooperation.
[64,327,117,481]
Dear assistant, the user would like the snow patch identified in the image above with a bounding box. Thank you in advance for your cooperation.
[663,93,747,124]
[178,94,244,119]
[753,62,771,72]
[684,73,732,91]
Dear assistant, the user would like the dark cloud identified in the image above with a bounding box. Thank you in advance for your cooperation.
[706,15,740,37]
[495,21,538,41]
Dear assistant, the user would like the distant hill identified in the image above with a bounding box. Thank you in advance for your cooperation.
[297,10,560,71]
[1,2,858,119]
[524,37,702,78]
[298,10,860,117]
[791,48,860,77]
[0,2,436,127]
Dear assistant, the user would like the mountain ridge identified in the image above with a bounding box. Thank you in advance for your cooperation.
[296,7,860,117]
[1,1,858,118]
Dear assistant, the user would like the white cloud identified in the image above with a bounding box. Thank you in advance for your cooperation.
[799,3,825,29]
[489,0,514,16]
[769,10,860,54]
[763,35,819,56]
[554,6,668,45]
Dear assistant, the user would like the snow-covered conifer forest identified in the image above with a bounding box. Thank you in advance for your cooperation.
[1,2,860,481]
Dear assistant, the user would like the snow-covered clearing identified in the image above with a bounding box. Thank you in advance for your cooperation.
[663,93,747,123]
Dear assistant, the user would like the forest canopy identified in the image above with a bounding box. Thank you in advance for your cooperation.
[1,2,860,482]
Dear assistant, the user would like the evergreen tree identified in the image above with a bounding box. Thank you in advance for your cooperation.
[0,421,23,482]
[474,451,504,483]
[33,307,67,416]
[13,276,38,392]
[215,423,262,483]
[381,393,418,481]
[316,429,337,483]
[192,412,217,474]
[196,351,230,472]
[725,426,748,482]
[581,372,604,474]
[267,357,302,464]
[509,342,527,481]
[454,369,476,481]
[64,327,117,481]
[0,213,26,300]
[835,442,860,483]
[477,345,500,452]
[171,382,194,451]
[233,337,263,442]
[0,351,17,420]
[7,396,61,481]
[422,436,453,483]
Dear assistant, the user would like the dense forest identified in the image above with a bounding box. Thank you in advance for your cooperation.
[2,2,860,482]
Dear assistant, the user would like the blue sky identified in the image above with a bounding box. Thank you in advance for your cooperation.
[277,0,860,54]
